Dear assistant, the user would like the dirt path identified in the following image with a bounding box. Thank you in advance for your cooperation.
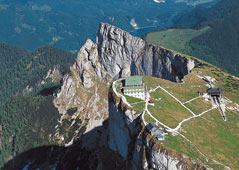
[157,85,196,116]
[183,96,200,104]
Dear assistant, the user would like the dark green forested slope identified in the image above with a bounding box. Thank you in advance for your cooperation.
[0,44,76,105]
[0,44,76,167]
[146,0,239,76]
[189,8,239,74]
[175,0,239,75]
[0,95,60,166]
[0,43,30,76]
[173,0,239,28]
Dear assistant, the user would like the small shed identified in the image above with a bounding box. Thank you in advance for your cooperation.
[207,88,223,97]
[149,97,154,104]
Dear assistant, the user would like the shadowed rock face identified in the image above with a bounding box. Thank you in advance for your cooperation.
[97,23,195,82]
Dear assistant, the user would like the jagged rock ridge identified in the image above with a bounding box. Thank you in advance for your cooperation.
[97,23,196,82]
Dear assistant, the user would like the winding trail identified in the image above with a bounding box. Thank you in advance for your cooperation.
[171,106,216,132]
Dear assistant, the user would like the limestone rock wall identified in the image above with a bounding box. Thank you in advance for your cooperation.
[108,90,144,169]
[53,39,109,146]
[144,140,205,170]
[97,23,196,82]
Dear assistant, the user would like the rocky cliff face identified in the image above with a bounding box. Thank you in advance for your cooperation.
[53,39,110,146]
[97,23,195,82]
[52,23,201,169]
[108,89,143,169]
[143,132,207,170]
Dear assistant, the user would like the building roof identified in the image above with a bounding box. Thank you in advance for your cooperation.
[207,88,223,94]
[125,76,142,86]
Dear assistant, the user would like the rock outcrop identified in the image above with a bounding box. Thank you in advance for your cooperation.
[55,22,197,116]
[40,65,63,85]
[53,39,110,145]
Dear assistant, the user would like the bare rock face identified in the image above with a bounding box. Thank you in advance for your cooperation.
[108,91,143,169]
[73,39,110,88]
[53,39,110,146]
[97,23,195,82]
[41,65,63,84]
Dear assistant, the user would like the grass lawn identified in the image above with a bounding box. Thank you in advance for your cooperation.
[161,64,239,169]
[116,86,122,94]
[124,95,144,104]
[144,74,208,103]
[144,113,156,124]
[131,102,145,112]
[145,27,210,53]
[184,98,212,115]
[123,94,145,112]
[148,88,192,128]
[181,108,239,170]
[163,133,225,170]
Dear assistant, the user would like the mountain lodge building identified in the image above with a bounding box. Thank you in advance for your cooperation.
[123,76,146,100]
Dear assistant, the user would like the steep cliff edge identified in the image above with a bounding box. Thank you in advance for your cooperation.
[53,39,110,146]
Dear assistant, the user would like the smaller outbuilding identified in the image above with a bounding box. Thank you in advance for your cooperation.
[146,123,161,136]
[146,123,168,140]
[149,97,154,104]
[157,135,164,141]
